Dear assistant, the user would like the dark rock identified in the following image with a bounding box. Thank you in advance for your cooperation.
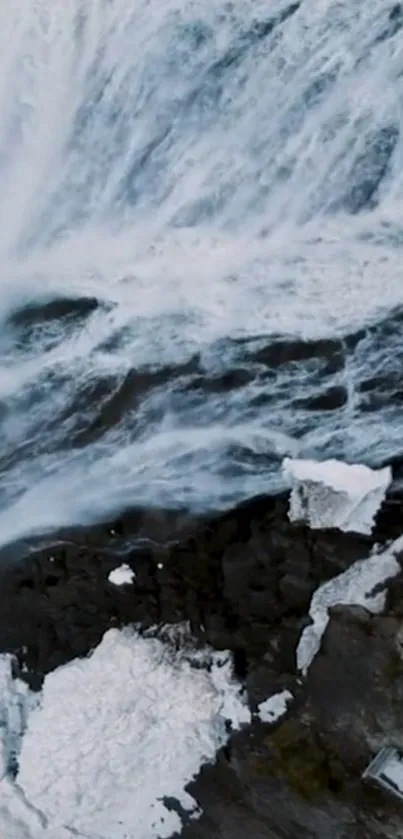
[0,492,372,688]
[373,490,403,543]
[178,579,403,839]
[327,604,372,625]
[279,574,316,607]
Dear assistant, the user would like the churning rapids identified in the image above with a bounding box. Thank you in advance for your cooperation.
[1,0,403,546]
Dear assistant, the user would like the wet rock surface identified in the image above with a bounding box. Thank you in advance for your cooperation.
[0,493,372,689]
[1,488,403,836]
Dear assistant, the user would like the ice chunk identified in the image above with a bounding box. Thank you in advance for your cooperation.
[363,746,403,801]
[108,563,135,586]
[258,690,293,724]
[283,457,391,534]
[16,627,250,839]
[297,535,403,676]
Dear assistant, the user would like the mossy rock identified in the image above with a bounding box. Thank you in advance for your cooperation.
[258,719,345,801]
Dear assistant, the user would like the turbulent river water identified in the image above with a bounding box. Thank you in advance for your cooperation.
[1,0,403,546]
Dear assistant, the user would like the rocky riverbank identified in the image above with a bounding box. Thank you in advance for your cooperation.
[1,486,403,837]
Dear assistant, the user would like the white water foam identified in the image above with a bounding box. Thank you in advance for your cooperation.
[0,0,403,540]
[0,628,250,839]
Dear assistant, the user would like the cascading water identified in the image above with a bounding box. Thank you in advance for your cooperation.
[1,0,403,546]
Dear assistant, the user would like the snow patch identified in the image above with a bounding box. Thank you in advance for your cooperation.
[10,627,250,839]
[108,564,135,586]
[283,457,391,534]
[297,536,403,676]
[258,690,293,724]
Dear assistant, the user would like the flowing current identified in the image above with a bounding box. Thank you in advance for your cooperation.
[1,0,403,546]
